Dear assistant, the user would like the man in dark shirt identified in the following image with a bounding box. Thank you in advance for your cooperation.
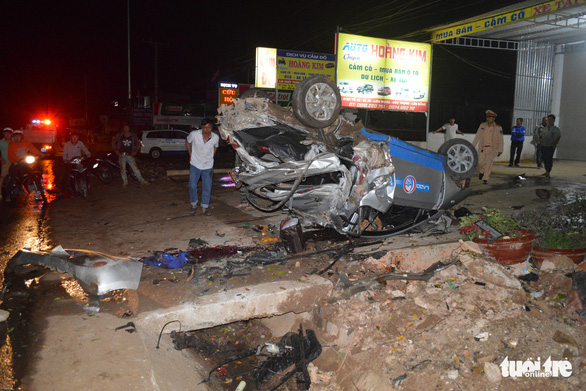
[112,125,149,188]
[509,118,526,167]
[541,114,562,178]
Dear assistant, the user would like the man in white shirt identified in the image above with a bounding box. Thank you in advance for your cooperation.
[433,117,463,142]
[63,132,91,162]
[186,118,219,216]
[61,132,91,191]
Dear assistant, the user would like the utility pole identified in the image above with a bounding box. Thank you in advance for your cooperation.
[127,0,132,120]
[144,40,169,104]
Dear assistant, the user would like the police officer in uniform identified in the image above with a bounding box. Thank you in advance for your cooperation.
[472,110,503,184]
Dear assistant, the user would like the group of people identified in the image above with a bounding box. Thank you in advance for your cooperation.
[433,110,562,184]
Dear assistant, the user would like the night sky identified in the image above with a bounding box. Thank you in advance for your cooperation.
[1,0,516,130]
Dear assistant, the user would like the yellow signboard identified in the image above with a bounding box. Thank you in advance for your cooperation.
[277,50,336,90]
[432,0,586,42]
[255,47,277,88]
[336,33,431,112]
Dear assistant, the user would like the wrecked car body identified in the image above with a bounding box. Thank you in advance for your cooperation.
[219,76,477,237]
[7,246,143,295]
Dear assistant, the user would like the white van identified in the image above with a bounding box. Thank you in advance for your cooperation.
[139,129,189,159]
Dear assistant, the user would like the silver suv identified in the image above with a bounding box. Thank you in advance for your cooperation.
[139,129,189,159]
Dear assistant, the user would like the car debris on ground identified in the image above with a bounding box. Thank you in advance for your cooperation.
[6,246,143,295]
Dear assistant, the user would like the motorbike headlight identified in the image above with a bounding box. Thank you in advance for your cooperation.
[25,155,36,164]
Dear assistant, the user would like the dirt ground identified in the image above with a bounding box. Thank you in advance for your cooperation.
[3,158,586,390]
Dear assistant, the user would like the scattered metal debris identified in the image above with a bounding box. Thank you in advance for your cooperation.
[7,246,143,295]
[115,322,136,333]
[199,324,321,391]
[188,238,209,249]
[280,217,305,253]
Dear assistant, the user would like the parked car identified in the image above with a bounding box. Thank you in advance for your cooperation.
[218,76,478,238]
[377,86,391,96]
[357,84,374,94]
[139,129,189,159]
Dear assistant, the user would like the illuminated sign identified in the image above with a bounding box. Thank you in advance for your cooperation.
[431,0,586,42]
[219,82,239,106]
[277,50,335,90]
[336,33,431,112]
[255,47,277,88]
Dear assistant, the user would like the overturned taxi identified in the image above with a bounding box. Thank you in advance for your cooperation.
[218,76,477,237]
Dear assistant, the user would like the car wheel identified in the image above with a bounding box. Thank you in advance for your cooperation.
[438,139,478,180]
[150,148,162,159]
[292,75,341,128]
[239,88,272,99]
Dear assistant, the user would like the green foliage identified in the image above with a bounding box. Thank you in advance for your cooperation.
[459,207,519,241]
[515,191,586,249]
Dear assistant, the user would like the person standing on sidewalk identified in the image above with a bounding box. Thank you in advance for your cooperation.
[432,117,464,142]
[541,114,562,178]
[186,118,219,216]
[112,125,149,188]
[532,117,547,169]
[472,110,503,184]
[508,118,525,167]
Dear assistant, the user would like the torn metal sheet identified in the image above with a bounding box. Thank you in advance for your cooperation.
[7,246,143,295]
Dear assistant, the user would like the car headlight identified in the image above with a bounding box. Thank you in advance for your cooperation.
[370,175,391,190]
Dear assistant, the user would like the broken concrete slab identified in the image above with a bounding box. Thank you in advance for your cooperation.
[458,254,522,290]
[382,242,462,272]
[136,275,333,335]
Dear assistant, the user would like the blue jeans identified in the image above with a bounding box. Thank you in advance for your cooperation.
[189,165,213,208]
[535,145,543,168]
[119,154,146,185]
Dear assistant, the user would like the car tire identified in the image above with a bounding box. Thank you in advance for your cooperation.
[438,139,478,180]
[292,75,341,129]
[239,88,272,99]
[149,148,162,159]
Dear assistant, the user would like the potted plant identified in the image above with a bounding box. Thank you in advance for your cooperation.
[459,207,537,266]
[516,191,586,267]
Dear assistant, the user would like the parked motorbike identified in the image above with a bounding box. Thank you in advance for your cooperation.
[1,155,46,202]
[92,152,137,184]
[67,157,91,198]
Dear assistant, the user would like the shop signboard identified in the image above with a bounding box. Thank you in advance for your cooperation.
[432,0,586,42]
[131,107,153,126]
[277,50,335,90]
[219,82,239,106]
[336,33,431,112]
[255,47,277,89]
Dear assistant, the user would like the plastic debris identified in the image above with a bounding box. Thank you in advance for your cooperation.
[143,252,190,269]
